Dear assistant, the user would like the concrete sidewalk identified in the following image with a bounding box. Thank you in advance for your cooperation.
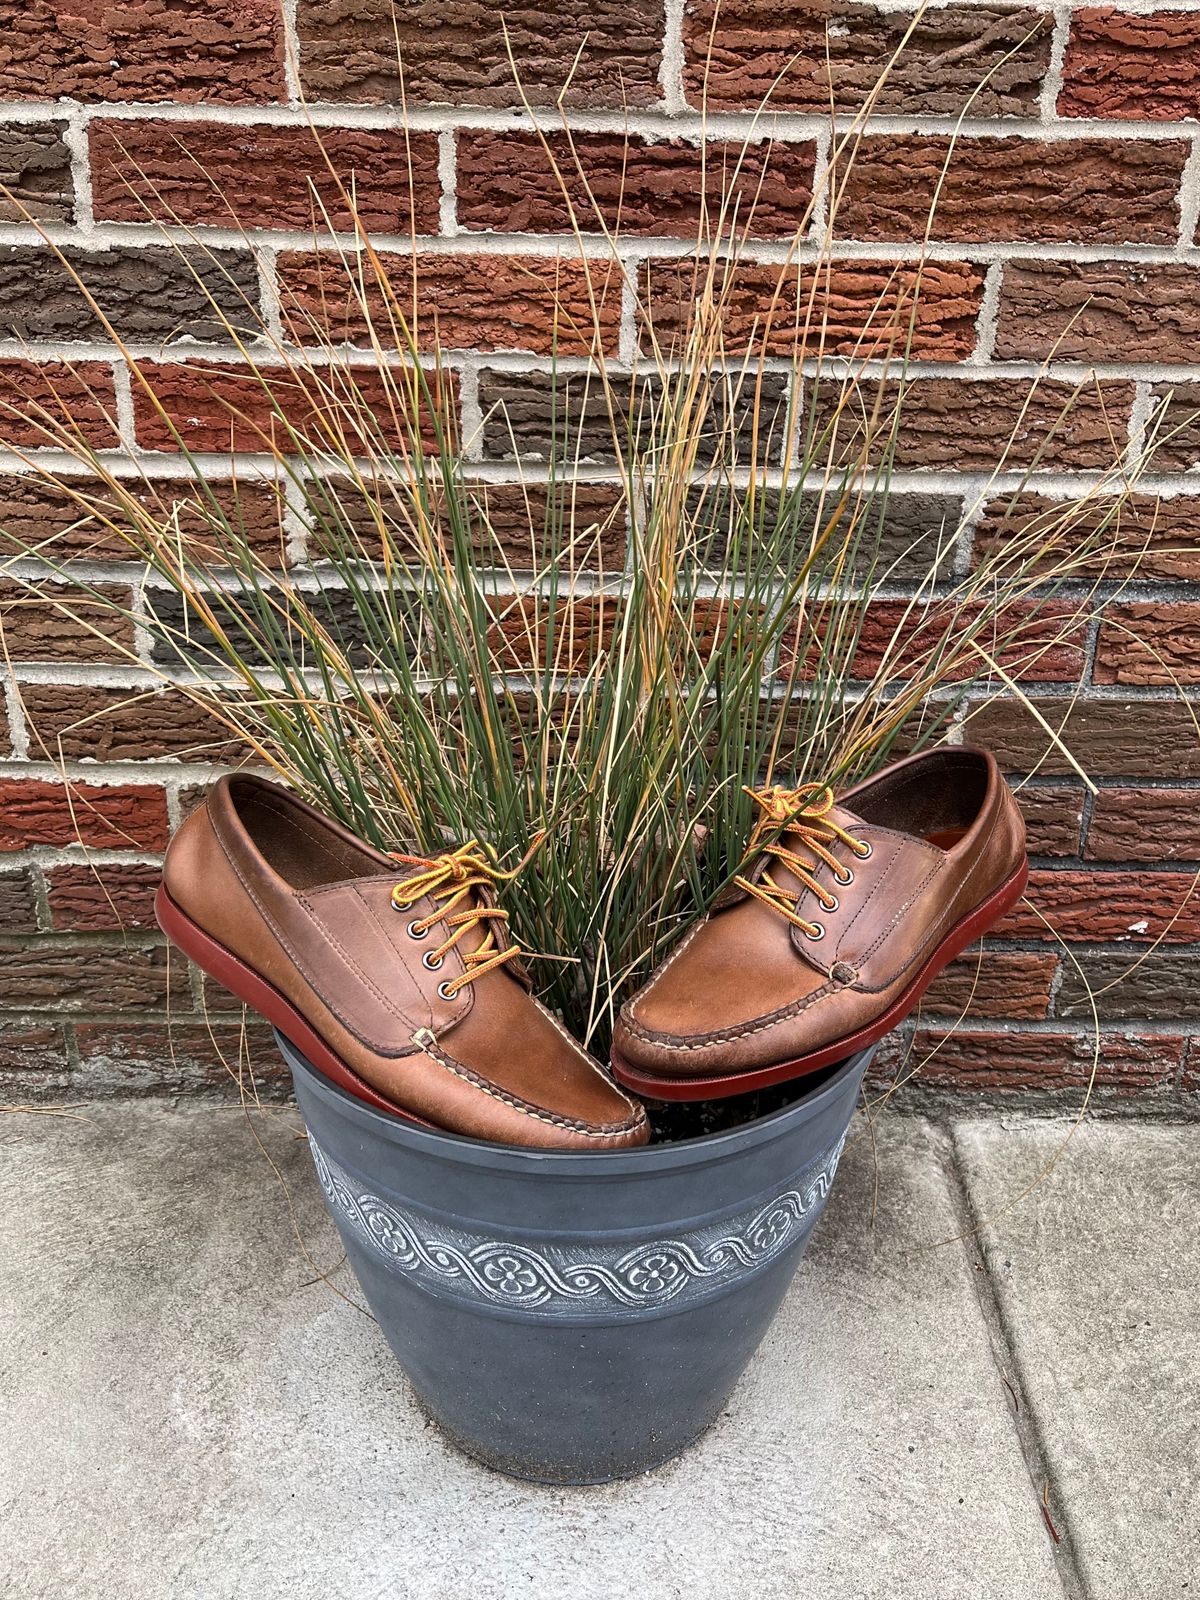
[0,1100,1194,1600]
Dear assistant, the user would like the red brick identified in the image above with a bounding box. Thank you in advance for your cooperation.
[836,136,1186,245]
[997,869,1200,943]
[1087,789,1200,863]
[1094,603,1200,687]
[0,780,169,852]
[974,493,1200,584]
[0,361,119,450]
[906,1026,1181,1092]
[456,132,815,238]
[809,377,1134,472]
[279,251,622,357]
[22,684,255,765]
[74,1020,287,1094]
[0,0,285,104]
[995,260,1200,365]
[1017,786,1085,857]
[0,868,39,935]
[297,0,663,108]
[920,951,1058,1021]
[1060,8,1200,121]
[0,942,184,1011]
[0,472,290,567]
[91,121,440,233]
[486,594,748,673]
[684,2,1051,116]
[131,360,458,456]
[784,598,1088,685]
[46,863,161,931]
[0,580,133,662]
[641,257,983,361]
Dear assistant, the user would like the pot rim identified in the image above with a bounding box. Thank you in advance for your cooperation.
[278,1029,873,1177]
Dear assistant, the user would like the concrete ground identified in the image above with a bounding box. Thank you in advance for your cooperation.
[0,1099,1194,1600]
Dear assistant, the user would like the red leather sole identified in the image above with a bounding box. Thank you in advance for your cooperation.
[154,882,427,1125]
[610,859,1030,1102]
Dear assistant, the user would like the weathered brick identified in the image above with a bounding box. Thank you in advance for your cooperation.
[1060,8,1200,121]
[683,2,1051,116]
[0,0,284,104]
[920,950,1057,1021]
[308,477,628,572]
[0,780,169,852]
[486,594,747,673]
[0,362,120,451]
[997,869,1200,943]
[809,377,1134,472]
[0,942,184,1011]
[131,360,457,456]
[0,1023,69,1082]
[1146,384,1200,472]
[74,1019,287,1095]
[974,493,1200,584]
[807,598,1089,685]
[1094,603,1200,687]
[0,580,133,663]
[21,684,255,765]
[995,260,1200,365]
[963,696,1200,780]
[1056,952,1200,1022]
[1086,788,1200,862]
[279,251,622,356]
[457,132,815,238]
[478,369,791,467]
[297,0,662,107]
[906,1026,1181,1092]
[0,122,74,222]
[1017,785,1085,857]
[0,246,261,345]
[641,258,983,361]
[836,136,1186,245]
[46,862,161,931]
[91,121,440,233]
[1183,1037,1200,1092]
[0,473,290,567]
[0,868,39,935]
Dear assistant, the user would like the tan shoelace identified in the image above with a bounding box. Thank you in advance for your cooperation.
[390,841,521,997]
[733,783,871,941]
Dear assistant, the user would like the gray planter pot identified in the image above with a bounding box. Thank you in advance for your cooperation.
[278,1029,872,1484]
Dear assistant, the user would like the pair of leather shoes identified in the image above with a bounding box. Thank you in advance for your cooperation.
[157,747,1026,1149]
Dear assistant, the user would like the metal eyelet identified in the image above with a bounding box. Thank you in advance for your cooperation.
[834,866,855,887]
[422,951,444,971]
[805,922,825,941]
[821,893,839,914]
[406,920,428,940]
[437,982,457,1002]
[855,840,873,860]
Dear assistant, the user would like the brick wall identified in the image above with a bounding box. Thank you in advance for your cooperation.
[1,1,1198,1104]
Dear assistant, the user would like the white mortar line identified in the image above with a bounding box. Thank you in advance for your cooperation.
[2,672,31,760]
[8,97,1200,142]
[280,0,304,107]
[1038,5,1072,124]
[1176,136,1200,252]
[972,259,1005,363]
[660,0,688,118]
[457,361,485,463]
[60,110,96,236]
[108,359,139,454]
[254,244,284,344]
[617,257,642,365]
[1126,380,1155,471]
[437,129,459,237]
[808,122,832,245]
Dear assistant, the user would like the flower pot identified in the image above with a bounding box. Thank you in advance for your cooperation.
[278,1028,873,1484]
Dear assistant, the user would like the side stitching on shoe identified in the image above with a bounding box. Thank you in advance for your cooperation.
[412,1029,647,1138]
[619,978,837,1049]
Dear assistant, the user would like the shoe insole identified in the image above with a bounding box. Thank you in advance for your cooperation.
[924,827,968,850]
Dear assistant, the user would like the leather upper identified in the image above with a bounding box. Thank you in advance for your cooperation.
[612,747,1026,1079]
[164,775,648,1148]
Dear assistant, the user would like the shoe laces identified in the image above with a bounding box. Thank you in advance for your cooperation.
[389,841,521,997]
[733,783,871,941]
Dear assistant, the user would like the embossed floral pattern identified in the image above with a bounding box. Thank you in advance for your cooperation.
[308,1135,845,1318]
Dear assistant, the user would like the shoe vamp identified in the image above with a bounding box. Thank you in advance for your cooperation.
[632,898,826,1038]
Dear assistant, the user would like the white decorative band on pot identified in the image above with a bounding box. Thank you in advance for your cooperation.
[309,1131,847,1316]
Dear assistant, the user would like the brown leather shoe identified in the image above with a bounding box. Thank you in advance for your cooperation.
[156,775,648,1149]
[611,747,1027,1100]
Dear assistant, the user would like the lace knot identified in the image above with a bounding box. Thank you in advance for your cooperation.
[734,783,869,940]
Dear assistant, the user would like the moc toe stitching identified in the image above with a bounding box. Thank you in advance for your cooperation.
[619,979,837,1052]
